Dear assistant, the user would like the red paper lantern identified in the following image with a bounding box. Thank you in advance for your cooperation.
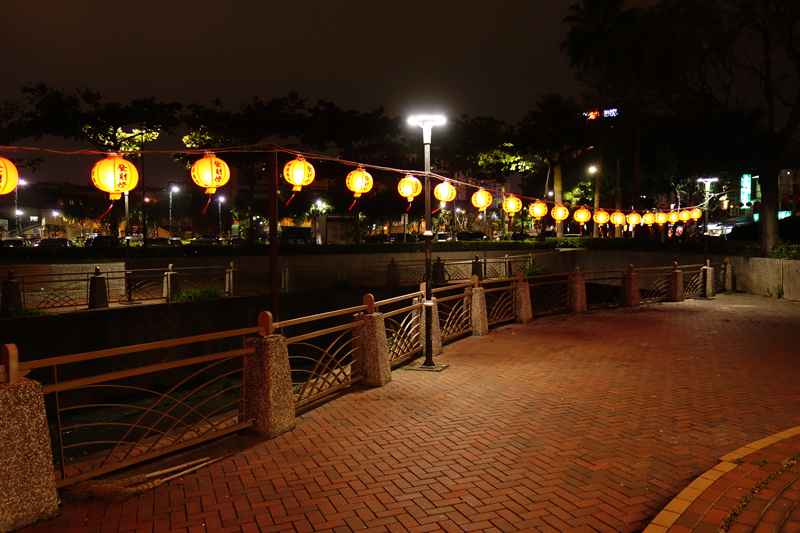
[283,156,315,192]
[610,210,626,227]
[593,209,610,225]
[0,156,20,196]
[398,175,422,203]
[551,204,569,222]
[191,153,230,194]
[502,195,522,215]
[471,188,493,211]
[626,212,642,225]
[529,201,548,219]
[573,207,591,224]
[346,166,373,197]
[434,181,456,203]
[91,155,139,200]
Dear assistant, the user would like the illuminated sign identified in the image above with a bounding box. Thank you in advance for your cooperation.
[740,174,751,205]
[583,108,618,120]
[753,211,791,222]
[603,108,618,117]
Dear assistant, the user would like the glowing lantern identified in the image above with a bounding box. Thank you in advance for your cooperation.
[551,204,569,222]
[690,208,703,221]
[574,207,591,224]
[593,209,610,225]
[655,211,668,226]
[679,210,691,222]
[471,188,493,211]
[398,175,422,203]
[434,181,456,203]
[0,156,20,196]
[626,211,642,226]
[667,210,679,224]
[346,166,373,197]
[642,212,656,226]
[529,200,548,219]
[610,210,626,226]
[91,155,139,200]
[283,156,315,192]
[502,195,522,215]
[191,153,230,194]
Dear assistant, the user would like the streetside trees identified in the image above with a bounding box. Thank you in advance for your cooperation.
[516,94,587,237]
[636,0,800,254]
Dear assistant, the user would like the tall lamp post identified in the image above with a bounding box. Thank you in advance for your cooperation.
[14,178,25,237]
[218,196,225,238]
[408,114,446,370]
[698,177,718,260]
[169,184,179,237]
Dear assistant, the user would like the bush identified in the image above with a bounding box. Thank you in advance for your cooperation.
[522,264,552,276]
[172,287,224,301]
[1,306,46,318]
[769,241,800,260]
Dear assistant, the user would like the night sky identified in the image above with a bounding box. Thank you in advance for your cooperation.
[3,0,655,183]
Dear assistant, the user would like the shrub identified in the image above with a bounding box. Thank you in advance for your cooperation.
[522,264,551,276]
[172,287,224,301]
[1,306,46,318]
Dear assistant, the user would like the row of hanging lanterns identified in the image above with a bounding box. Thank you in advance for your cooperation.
[518,202,704,227]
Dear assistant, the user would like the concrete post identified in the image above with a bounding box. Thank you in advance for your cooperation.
[417,283,443,356]
[1,270,23,312]
[433,257,446,285]
[515,271,533,323]
[468,275,489,336]
[568,267,587,313]
[225,262,240,296]
[0,367,59,531]
[620,265,640,308]
[471,255,483,281]
[244,321,296,438]
[667,263,684,302]
[387,258,400,287]
[353,295,392,386]
[703,263,715,298]
[163,264,181,302]
[88,267,109,309]
[724,258,733,292]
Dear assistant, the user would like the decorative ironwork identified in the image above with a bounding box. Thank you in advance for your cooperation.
[118,279,162,302]
[642,277,669,302]
[585,279,622,308]
[384,309,421,363]
[683,271,703,297]
[32,281,84,308]
[714,263,727,293]
[529,282,569,315]
[437,294,471,341]
[288,329,359,408]
[485,283,516,325]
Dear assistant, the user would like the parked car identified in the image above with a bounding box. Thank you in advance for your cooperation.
[193,235,221,244]
[1,237,29,247]
[435,232,453,242]
[86,236,120,247]
[168,237,183,246]
[455,231,488,241]
[35,238,72,247]
[144,237,171,246]
[227,237,246,245]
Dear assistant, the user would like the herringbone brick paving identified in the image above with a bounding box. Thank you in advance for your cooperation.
[20,292,800,533]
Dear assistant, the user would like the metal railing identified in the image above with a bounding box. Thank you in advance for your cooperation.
[374,291,423,366]
[638,264,677,303]
[1,327,260,487]
[481,278,517,325]
[582,269,625,308]
[678,263,705,297]
[395,254,534,284]
[432,281,474,343]
[523,272,571,315]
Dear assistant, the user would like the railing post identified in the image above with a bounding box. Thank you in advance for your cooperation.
[620,264,640,308]
[416,283,443,356]
[471,255,483,280]
[352,298,392,387]
[433,257,446,285]
[88,266,109,309]
[568,266,587,313]
[468,275,489,336]
[225,262,240,297]
[702,260,715,298]
[724,257,733,292]
[0,270,23,312]
[515,270,533,323]
[1,343,19,384]
[0,349,59,530]
[387,258,400,287]
[504,254,510,278]
[667,262,684,302]
[244,316,296,438]
[163,264,181,302]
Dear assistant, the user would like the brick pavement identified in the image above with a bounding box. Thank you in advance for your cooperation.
[19,292,800,533]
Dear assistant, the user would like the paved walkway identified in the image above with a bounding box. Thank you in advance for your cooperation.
[20,293,800,533]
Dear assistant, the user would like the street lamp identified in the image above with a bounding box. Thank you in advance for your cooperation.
[408,114,446,370]
[218,196,225,238]
[169,184,180,237]
[14,178,26,237]
[698,177,718,261]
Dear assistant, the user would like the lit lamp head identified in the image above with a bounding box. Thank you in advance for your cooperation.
[408,115,446,143]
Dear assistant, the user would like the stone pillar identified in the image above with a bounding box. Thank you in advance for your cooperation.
[724,258,733,292]
[244,334,296,438]
[417,285,443,356]
[514,272,533,324]
[469,281,489,336]
[387,258,400,287]
[568,267,587,313]
[667,267,684,302]
[0,378,59,532]
[433,257,446,285]
[225,262,240,296]
[703,265,715,298]
[353,312,392,387]
[88,267,109,309]
[471,255,483,281]
[1,271,23,312]
[620,265,640,308]
[162,264,181,302]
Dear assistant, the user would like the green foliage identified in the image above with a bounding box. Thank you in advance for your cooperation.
[522,264,552,276]
[765,285,784,299]
[769,241,800,260]
[172,287,224,301]
[1,306,46,318]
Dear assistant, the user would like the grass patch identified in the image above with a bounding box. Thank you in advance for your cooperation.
[172,287,224,301]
